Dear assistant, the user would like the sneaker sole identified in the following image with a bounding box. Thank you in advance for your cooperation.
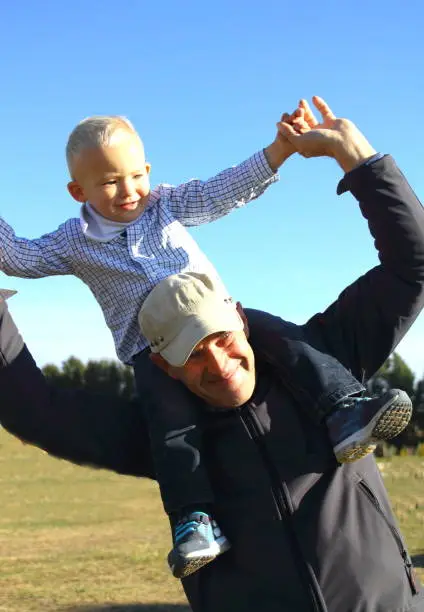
[334,390,412,463]
[168,537,231,579]
[170,554,215,579]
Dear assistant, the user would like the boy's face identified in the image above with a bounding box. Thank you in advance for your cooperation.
[67,130,151,223]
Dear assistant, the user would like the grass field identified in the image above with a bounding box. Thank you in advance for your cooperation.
[1,431,424,612]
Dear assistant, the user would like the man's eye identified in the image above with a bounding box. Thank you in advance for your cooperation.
[220,332,233,344]
[133,174,143,180]
[103,180,117,185]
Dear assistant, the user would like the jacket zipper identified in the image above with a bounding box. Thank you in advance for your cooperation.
[242,406,327,612]
[358,479,418,595]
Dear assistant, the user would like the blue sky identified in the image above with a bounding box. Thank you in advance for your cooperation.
[1,0,423,379]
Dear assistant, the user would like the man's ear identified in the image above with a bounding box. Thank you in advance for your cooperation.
[149,352,178,378]
[67,181,86,203]
[236,302,249,338]
[145,162,151,175]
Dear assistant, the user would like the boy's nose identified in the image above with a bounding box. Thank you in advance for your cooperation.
[119,179,136,197]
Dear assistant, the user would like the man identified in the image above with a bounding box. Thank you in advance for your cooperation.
[1,97,424,611]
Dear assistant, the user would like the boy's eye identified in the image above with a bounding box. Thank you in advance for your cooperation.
[133,174,143,180]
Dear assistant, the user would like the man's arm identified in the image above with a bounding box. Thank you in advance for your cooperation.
[0,218,72,278]
[0,300,155,479]
[306,155,424,380]
[281,97,424,380]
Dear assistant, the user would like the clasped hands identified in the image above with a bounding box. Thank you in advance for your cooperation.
[275,96,376,173]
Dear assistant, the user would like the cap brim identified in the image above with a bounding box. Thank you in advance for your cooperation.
[160,307,244,367]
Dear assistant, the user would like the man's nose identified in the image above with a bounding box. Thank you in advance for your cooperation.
[205,345,228,375]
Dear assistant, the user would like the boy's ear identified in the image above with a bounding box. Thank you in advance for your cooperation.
[145,162,151,175]
[67,181,86,203]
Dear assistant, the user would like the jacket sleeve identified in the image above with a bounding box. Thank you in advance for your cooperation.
[162,150,278,226]
[0,346,156,479]
[0,218,72,277]
[305,155,424,381]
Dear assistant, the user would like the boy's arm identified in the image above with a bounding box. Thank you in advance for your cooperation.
[0,218,72,278]
[162,133,293,227]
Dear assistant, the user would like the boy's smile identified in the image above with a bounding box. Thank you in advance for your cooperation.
[67,130,151,223]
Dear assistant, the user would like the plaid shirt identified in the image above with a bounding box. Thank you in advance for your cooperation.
[0,150,278,363]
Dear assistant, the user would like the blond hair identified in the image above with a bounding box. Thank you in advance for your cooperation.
[66,115,141,175]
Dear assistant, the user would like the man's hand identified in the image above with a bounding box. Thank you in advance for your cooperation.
[278,97,377,173]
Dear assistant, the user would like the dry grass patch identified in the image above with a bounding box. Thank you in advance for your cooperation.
[2,431,424,610]
[0,432,188,612]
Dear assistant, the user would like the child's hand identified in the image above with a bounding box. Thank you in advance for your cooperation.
[264,105,309,171]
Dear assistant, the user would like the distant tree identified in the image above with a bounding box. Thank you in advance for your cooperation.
[42,356,136,400]
[369,353,415,397]
[61,356,86,389]
[366,375,390,396]
[413,377,424,429]
[42,363,63,386]
[365,353,421,448]
[120,365,136,400]
[85,359,120,395]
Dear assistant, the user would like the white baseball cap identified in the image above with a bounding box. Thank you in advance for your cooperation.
[139,273,243,367]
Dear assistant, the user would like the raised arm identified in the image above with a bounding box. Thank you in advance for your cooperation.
[160,116,298,226]
[307,154,424,380]
[281,97,424,379]
[0,298,155,479]
[0,217,72,278]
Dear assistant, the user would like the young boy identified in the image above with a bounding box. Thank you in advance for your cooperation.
[0,109,412,579]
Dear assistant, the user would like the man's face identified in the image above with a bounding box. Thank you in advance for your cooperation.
[165,329,256,408]
[67,130,151,223]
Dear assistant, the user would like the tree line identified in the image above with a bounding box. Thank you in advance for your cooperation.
[367,353,424,448]
[42,352,424,447]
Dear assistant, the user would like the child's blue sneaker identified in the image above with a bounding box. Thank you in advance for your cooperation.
[327,389,412,463]
[168,511,230,578]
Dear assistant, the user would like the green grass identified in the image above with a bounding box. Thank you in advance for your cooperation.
[0,431,188,612]
[378,457,424,574]
[1,432,424,611]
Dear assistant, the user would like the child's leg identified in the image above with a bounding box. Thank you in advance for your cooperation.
[246,309,412,463]
[133,350,230,578]
[133,349,213,514]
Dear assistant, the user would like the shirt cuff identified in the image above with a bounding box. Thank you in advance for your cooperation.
[248,150,280,183]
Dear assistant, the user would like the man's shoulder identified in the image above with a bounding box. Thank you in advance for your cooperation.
[245,308,304,340]
[246,308,329,363]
